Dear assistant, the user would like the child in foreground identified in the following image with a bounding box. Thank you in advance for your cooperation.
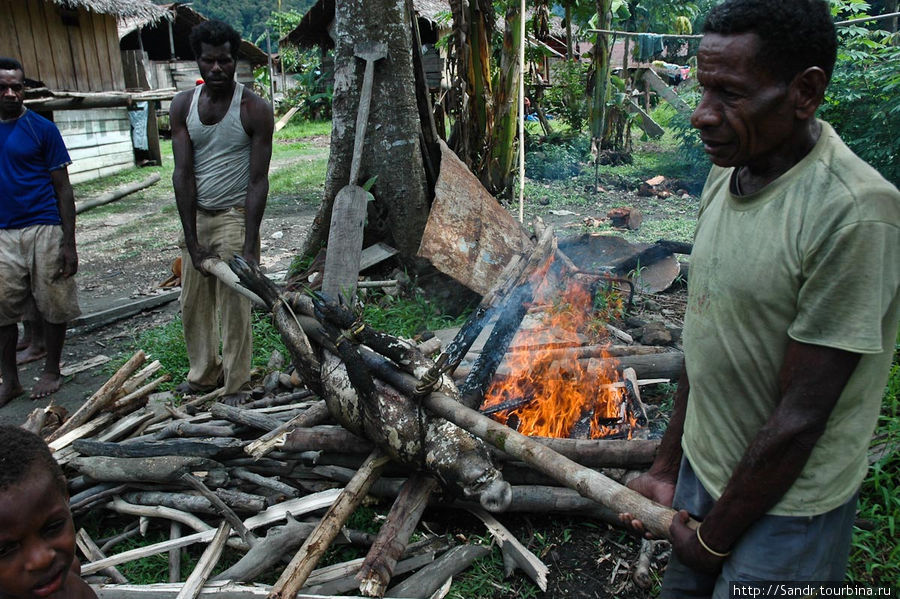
[0,425,96,599]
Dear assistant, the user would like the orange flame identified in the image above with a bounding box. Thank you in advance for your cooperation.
[482,276,632,438]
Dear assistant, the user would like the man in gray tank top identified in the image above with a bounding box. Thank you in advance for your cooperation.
[170,20,273,404]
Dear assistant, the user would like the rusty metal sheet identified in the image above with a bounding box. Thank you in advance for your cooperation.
[418,140,534,295]
[559,234,681,294]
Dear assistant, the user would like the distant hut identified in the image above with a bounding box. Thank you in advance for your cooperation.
[0,0,168,182]
[283,0,450,92]
[118,3,268,92]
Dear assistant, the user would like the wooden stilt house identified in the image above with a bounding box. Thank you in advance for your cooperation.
[0,0,168,182]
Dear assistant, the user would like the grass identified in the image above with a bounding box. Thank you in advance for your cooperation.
[124,311,288,392]
[360,289,472,339]
[848,341,900,588]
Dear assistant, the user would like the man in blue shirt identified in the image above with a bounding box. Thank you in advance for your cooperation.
[0,57,80,406]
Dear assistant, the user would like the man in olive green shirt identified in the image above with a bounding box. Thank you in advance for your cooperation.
[621,1,900,596]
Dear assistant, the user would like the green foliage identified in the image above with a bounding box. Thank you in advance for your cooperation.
[129,312,288,391]
[284,55,334,121]
[447,539,540,599]
[177,0,315,46]
[819,5,900,186]
[360,290,471,339]
[651,90,710,177]
[525,133,591,180]
[544,60,590,132]
[848,340,900,587]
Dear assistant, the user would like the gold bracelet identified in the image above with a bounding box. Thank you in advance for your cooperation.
[696,524,731,558]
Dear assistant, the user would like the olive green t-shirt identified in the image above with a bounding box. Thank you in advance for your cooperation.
[682,121,900,516]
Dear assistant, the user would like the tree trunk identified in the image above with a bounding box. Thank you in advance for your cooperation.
[301,0,429,261]
[589,0,612,176]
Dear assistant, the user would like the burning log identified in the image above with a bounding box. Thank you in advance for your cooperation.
[457,227,556,408]
[420,392,692,539]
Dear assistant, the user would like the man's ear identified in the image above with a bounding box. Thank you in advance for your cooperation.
[791,66,828,120]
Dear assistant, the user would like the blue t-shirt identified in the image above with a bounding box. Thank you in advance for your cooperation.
[0,110,72,229]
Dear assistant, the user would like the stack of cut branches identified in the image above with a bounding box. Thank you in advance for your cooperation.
[28,229,686,598]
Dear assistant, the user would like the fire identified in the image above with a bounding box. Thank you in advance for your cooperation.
[481,277,634,439]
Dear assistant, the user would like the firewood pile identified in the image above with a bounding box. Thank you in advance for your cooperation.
[27,228,690,599]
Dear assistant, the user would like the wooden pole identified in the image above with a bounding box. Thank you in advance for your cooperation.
[75,173,160,214]
[420,392,691,539]
[46,350,147,443]
[269,451,390,599]
[518,0,526,223]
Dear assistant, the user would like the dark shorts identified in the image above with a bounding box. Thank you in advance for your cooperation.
[661,458,858,599]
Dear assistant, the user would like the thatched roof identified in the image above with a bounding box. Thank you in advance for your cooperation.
[414,0,451,24]
[119,3,268,65]
[283,0,450,48]
[55,0,168,21]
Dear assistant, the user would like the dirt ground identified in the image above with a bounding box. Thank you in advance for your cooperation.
[0,138,693,598]
[0,140,329,427]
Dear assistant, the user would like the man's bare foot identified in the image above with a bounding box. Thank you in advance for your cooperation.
[16,345,47,365]
[31,372,62,399]
[0,382,25,407]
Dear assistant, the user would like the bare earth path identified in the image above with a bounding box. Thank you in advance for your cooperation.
[0,147,326,426]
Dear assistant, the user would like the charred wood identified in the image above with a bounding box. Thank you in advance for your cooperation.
[72,438,242,460]
[71,456,226,484]
[209,402,284,431]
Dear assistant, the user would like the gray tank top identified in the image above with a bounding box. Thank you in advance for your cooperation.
[187,82,251,210]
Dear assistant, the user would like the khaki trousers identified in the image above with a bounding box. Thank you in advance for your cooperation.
[180,208,251,395]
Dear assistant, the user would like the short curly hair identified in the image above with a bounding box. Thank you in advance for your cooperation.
[189,20,242,61]
[703,0,837,83]
[0,56,25,79]
[0,426,67,496]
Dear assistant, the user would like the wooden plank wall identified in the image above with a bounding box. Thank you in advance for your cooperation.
[0,0,124,92]
[166,61,256,91]
[55,109,133,183]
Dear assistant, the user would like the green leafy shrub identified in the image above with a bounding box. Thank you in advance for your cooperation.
[525,133,590,180]
[544,60,591,132]
[820,32,900,186]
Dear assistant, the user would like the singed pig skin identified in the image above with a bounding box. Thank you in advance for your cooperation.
[321,352,511,512]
